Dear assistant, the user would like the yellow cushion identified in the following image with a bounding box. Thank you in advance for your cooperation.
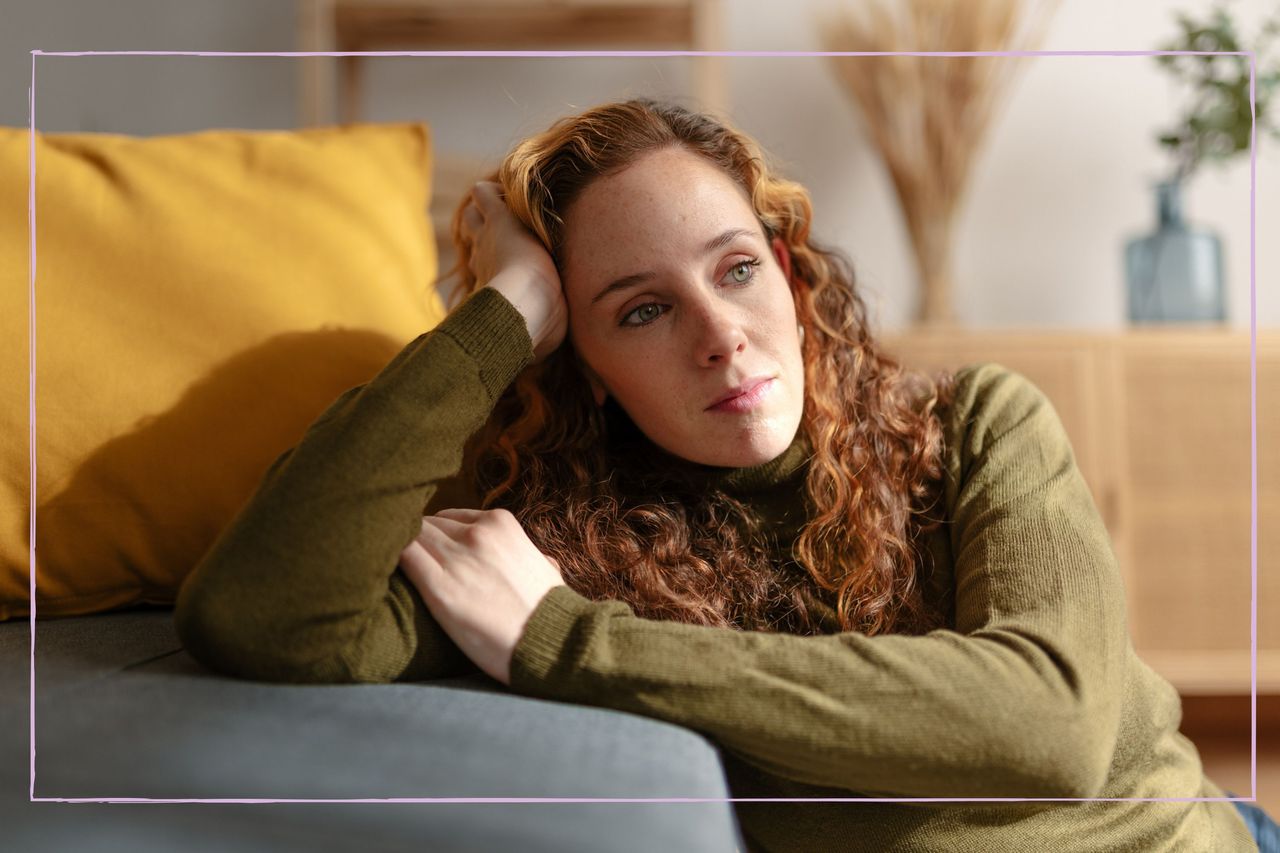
[0,123,446,620]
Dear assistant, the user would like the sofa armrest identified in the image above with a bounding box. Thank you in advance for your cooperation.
[2,611,744,852]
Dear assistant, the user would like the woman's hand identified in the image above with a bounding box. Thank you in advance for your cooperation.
[398,507,566,685]
[459,181,568,364]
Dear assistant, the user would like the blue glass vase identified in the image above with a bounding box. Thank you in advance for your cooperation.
[1124,180,1225,324]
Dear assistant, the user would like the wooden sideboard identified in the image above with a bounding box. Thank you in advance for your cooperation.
[882,327,1277,695]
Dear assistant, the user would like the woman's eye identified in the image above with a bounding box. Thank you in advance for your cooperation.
[621,302,665,327]
[727,258,762,284]
[618,258,761,328]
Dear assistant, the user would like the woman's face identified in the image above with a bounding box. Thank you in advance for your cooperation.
[560,146,806,468]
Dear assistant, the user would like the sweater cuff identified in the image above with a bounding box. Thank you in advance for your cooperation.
[437,286,534,403]
[509,585,610,693]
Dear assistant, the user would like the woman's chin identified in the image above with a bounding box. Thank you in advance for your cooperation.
[682,428,797,470]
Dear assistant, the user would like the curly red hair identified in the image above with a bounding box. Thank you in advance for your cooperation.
[446,99,957,637]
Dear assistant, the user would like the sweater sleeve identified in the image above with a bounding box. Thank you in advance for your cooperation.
[508,364,1128,799]
[175,286,534,684]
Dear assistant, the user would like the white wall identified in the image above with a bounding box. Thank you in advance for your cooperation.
[4,0,1275,331]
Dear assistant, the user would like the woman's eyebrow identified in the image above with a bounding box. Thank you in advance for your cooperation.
[590,227,760,307]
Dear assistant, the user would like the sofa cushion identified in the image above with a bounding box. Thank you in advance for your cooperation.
[0,612,743,851]
[0,124,448,620]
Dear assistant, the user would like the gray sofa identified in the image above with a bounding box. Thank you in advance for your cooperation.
[2,609,746,852]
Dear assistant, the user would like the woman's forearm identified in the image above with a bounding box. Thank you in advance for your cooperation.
[174,287,534,683]
[509,366,1128,797]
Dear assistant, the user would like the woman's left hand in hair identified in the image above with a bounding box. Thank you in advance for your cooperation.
[398,508,566,686]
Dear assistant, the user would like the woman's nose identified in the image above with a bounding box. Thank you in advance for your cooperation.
[693,301,748,365]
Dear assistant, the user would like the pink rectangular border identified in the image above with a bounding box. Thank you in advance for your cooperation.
[26,48,1261,805]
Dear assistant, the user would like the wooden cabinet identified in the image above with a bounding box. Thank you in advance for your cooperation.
[882,327,1278,695]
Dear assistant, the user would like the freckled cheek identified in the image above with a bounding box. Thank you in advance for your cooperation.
[603,351,674,406]
[765,281,797,321]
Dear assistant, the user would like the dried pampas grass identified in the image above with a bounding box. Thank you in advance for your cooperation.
[819,0,1059,326]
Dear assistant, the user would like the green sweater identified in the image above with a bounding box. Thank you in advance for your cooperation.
[175,286,1256,852]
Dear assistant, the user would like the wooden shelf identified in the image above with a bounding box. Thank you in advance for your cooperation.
[296,0,727,126]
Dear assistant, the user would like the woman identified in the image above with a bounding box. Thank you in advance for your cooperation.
[176,99,1265,851]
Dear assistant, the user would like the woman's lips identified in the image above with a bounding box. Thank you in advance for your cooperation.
[707,378,774,414]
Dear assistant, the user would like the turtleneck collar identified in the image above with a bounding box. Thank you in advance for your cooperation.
[666,429,812,494]
[601,395,812,497]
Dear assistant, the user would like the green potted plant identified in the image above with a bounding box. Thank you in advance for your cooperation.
[1125,2,1280,323]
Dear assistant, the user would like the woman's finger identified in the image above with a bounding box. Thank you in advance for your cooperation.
[400,538,439,580]
[472,180,503,209]
[432,507,487,521]
[399,540,448,606]
[417,514,469,538]
[415,508,490,550]
[458,200,484,240]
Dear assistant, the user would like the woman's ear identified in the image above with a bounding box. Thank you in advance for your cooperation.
[588,374,608,408]
[771,237,792,281]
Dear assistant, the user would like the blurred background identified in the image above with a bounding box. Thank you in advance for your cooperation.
[4,0,1277,814]
[4,0,1276,331]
